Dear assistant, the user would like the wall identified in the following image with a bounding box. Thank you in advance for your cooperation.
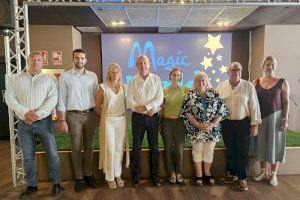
[30,25,81,71]
[82,33,102,81]
[0,35,4,56]
[232,31,250,80]
[250,26,265,81]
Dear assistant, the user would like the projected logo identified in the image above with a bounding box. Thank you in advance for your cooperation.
[101,33,231,88]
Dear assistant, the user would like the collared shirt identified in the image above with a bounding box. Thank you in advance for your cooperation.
[126,73,163,114]
[216,79,261,125]
[57,68,98,112]
[4,72,58,120]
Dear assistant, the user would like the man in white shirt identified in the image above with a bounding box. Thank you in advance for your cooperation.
[216,62,261,191]
[57,49,98,192]
[127,55,164,187]
[5,52,61,199]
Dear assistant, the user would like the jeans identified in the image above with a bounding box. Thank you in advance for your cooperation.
[17,115,60,186]
[132,112,160,180]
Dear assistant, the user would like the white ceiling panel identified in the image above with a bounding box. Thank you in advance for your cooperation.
[126,7,157,27]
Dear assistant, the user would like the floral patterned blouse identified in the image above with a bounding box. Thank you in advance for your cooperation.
[180,88,228,143]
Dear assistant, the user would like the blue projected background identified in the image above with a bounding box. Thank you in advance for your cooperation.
[101,33,232,88]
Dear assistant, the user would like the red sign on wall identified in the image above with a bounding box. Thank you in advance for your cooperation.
[52,51,63,65]
[35,51,48,65]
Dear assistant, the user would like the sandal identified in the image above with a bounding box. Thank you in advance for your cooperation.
[107,180,117,189]
[203,174,215,185]
[195,177,203,186]
[116,177,125,187]
[169,173,176,184]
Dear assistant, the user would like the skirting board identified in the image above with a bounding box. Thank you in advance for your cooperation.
[36,148,300,181]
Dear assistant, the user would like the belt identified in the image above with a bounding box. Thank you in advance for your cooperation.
[106,113,125,117]
[68,108,94,114]
[133,112,158,117]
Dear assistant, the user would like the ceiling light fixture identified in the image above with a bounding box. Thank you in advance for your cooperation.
[111,21,125,26]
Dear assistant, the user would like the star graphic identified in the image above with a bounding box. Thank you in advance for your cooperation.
[211,69,216,74]
[200,56,213,70]
[204,34,224,55]
[219,65,227,74]
[216,55,223,61]
[216,78,220,83]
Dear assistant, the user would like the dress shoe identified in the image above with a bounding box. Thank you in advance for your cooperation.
[169,172,176,184]
[19,186,37,199]
[152,178,161,187]
[238,180,248,191]
[52,183,61,196]
[132,178,140,188]
[84,176,97,188]
[74,179,86,193]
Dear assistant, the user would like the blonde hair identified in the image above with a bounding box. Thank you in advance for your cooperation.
[105,63,123,86]
[192,71,212,90]
[262,56,278,68]
[168,67,182,80]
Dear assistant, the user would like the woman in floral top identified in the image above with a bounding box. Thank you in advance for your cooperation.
[180,72,228,186]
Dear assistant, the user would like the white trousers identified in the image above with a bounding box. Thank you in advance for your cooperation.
[105,116,126,181]
[192,141,216,163]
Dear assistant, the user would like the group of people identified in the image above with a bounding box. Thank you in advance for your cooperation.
[4,49,290,199]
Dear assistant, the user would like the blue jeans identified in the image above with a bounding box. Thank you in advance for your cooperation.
[17,115,60,186]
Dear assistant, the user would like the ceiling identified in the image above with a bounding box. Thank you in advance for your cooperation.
[27,2,300,33]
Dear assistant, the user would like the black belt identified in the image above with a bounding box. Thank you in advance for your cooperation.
[68,108,94,114]
[133,112,158,117]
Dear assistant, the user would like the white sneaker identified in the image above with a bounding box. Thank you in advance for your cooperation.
[253,171,269,181]
[269,174,278,186]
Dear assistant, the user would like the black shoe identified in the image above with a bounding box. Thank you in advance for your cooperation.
[152,178,161,187]
[20,186,37,199]
[52,183,61,196]
[74,179,86,193]
[84,176,97,188]
[203,174,215,186]
[132,177,140,188]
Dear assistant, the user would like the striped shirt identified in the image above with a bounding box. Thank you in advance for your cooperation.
[57,68,98,112]
[216,79,261,125]
[126,73,163,114]
[4,72,58,120]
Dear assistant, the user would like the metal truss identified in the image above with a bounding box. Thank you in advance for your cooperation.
[4,0,30,187]
[25,0,300,6]
[4,0,300,187]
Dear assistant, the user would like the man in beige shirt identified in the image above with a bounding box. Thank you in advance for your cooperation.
[216,62,261,191]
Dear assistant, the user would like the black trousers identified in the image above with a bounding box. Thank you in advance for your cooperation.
[131,112,160,180]
[221,118,250,180]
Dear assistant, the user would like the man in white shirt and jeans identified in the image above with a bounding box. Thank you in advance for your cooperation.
[5,52,61,199]
[58,49,98,192]
[216,62,261,191]
[127,55,164,187]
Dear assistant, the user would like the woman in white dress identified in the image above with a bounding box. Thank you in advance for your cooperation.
[96,63,129,189]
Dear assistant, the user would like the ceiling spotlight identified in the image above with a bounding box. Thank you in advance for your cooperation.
[180,0,185,4]
[217,22,223,26]
[224,22,229,26]
[111,21,125,26]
